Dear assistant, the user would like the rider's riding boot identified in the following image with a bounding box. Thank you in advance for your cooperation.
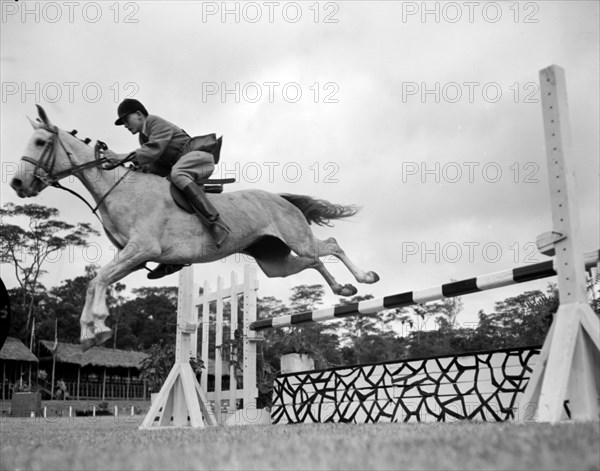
[182,182,230,248]
[147,263,185,280]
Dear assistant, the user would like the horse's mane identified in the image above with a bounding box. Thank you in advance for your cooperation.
[66,129,92,146]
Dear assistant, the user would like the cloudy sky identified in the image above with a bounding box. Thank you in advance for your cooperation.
[1,1,598,328]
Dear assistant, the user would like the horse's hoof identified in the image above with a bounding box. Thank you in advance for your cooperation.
[338,284,358,297]
[94,329,113,347]
[80,322,95,339]
[366,271,380,284]
[80,338,96,352]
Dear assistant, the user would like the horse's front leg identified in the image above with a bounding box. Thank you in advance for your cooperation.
[80,241,159,351]
[80,285,98,348]
[80,277,112,351]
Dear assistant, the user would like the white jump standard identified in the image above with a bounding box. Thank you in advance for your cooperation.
[140,265,263,429]
[517,66,598,423]
[139,267,217,430]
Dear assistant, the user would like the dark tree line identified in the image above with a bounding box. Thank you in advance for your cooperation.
[2,202,598,408]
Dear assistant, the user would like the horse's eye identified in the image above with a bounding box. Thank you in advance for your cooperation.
[35,139,45,147]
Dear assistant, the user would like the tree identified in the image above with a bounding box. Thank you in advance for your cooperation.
[138,340,203,393]
[108,281,128,349]
[288,284,325,312]
[0,203,99,331]
[586,270,600,315]
[257,296,288,319]
[29,265,127,347]
[39,266,97,344]
[0,279,11,350]
[473,286,558,349]
[5,285,53,349]
[339,294,378,340]
[254,284,344,406]
[395,310,416,336]
[336,295,414,365]
[411,296,464,328]
[117,286,178,349]
[285,284,342,366]
[341,331,408,365]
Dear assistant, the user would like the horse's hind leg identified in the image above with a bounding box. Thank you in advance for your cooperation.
[309,237,379,285]
[256,254,358,297]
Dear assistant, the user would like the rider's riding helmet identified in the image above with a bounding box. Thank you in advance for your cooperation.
[114,99,148,125]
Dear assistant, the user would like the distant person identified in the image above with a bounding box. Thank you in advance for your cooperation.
[56,379,69,400]
[0,278,11,351]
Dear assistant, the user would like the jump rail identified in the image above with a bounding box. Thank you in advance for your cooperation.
[250,250,599,331]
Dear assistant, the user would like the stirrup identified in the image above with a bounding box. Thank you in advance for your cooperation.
[147,264,186,280]
[210,218,230,233]
[209,222,229,248]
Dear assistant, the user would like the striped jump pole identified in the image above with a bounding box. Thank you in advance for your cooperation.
[250,249,599,331]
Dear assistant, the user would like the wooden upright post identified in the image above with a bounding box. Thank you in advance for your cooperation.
[214,276,224,423]
[242,264,259,412]
[225,265,270,425]
[139,267,216,430]
[517,65,600,423]
[228,271,239,415]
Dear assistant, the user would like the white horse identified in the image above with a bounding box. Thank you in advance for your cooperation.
[11,106,379,349]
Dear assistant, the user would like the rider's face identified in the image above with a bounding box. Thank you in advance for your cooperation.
[122,112,145,134]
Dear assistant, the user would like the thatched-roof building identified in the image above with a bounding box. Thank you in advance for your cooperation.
[0,337,38,401]
[36,341,232,402]
[39,340,147,369]
[38,340,149,401]
[1,337,38,362]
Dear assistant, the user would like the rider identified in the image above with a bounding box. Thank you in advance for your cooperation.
[104,99,229,280]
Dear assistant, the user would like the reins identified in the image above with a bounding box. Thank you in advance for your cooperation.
[24,125,136,249]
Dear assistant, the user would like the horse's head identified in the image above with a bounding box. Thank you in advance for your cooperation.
[11,105,71,197]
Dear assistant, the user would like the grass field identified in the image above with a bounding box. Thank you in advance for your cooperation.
[1,416,598,471]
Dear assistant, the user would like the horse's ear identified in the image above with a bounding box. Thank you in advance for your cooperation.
[36,105,52,126]
[27,116,41,129]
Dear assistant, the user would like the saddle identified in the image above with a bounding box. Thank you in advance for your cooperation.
[170,178,235,213]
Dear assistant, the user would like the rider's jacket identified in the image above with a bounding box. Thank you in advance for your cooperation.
[133,115,222,177]
[134,114,190,176]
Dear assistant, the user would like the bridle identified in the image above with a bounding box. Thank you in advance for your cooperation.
[21,124,135,237]
[22,125,134,186]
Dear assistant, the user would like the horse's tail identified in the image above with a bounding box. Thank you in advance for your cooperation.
[279,193,359,226]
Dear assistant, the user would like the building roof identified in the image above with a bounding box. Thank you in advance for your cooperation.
[0,337,39,362]
[37,341,232,375]
[39,340,148,369]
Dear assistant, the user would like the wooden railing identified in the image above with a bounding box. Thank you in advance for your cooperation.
[0,379,151,402]
[61,379,150,401]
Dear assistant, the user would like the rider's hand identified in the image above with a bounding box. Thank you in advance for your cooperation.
[104,149,121,165]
